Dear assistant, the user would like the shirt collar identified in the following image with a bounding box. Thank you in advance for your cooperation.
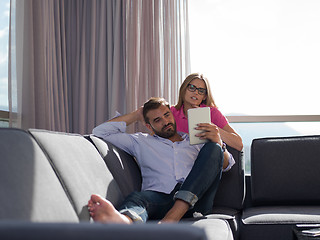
[153,131,189,143]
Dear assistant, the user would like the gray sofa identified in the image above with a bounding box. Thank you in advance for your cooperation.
[2,128,319,240]
[0,128,244,240]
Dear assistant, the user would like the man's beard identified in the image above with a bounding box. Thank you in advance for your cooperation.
[152,122,177,139]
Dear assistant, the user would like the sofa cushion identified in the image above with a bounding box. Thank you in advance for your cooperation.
[242,206,320,225]
[191,218,234,240]
[28,129,123,221]
[241,206,320,240]
[89,135,142,197]
[0,128,78,222]
[250,135,320,205]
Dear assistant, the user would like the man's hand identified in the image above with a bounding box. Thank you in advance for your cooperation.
[195,123,223,146]
[135,106,145,125]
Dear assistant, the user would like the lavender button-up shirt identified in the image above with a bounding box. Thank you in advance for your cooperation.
[93,121,203,194]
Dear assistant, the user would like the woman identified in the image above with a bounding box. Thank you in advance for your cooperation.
[171,73,243,152]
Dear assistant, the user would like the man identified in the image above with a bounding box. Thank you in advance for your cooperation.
[88,97,234,224]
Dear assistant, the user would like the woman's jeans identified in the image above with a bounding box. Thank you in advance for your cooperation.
[118,142,224,223]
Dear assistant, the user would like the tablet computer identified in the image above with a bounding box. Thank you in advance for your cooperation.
[188,107,211,145]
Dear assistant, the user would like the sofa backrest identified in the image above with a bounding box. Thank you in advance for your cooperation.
[29,129,124,221]
[250,135,320,206]
[213,146,245,211]
[89,135,142,197]
[0,128,78,222]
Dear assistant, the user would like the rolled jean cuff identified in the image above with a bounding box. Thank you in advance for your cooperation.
[174,190,198,208]
[119,209,143,223]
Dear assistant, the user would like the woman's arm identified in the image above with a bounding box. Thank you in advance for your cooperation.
[219,124,243,151]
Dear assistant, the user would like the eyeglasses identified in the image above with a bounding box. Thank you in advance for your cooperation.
[187,84,207,95]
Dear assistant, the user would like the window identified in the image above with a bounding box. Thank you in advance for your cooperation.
[188,0,320,173]
[0,0,9,111]
[0,0,10,127]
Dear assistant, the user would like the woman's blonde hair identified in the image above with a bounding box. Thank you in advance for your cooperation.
[175,73,217,110]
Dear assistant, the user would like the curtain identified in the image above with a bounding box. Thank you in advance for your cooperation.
[64,0,127,134]
[8,0,190,134]
[125,0,190,132]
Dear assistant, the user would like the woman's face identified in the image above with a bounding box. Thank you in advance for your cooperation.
[183,78,207,107]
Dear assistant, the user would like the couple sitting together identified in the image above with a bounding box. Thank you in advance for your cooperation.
[88,73,243,224]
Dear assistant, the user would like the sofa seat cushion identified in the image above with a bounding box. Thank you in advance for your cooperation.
[241,206,320,240]
[191,218,234,240]
[242,206,320,225]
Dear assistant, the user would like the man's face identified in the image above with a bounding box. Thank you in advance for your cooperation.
[145,105,177,139]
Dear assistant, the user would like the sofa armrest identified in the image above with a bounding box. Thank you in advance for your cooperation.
[0,222,208,240]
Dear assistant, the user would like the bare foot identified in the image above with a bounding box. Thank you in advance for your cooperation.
[87,194,132,224]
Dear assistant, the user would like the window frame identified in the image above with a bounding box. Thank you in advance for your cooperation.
[227,115,320,123]
[0,110,9,120]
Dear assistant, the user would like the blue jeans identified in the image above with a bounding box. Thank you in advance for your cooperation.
[118,142,224,222]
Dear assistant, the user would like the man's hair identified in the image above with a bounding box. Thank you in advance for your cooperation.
[143,97,170,124]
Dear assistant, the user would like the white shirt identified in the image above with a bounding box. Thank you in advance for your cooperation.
[92,121,234,194]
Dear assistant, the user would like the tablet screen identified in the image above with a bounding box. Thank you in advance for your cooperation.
[187,107,211,145]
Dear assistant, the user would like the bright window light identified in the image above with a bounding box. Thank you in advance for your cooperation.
[0,0,10,111]
[188,0,320,116]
